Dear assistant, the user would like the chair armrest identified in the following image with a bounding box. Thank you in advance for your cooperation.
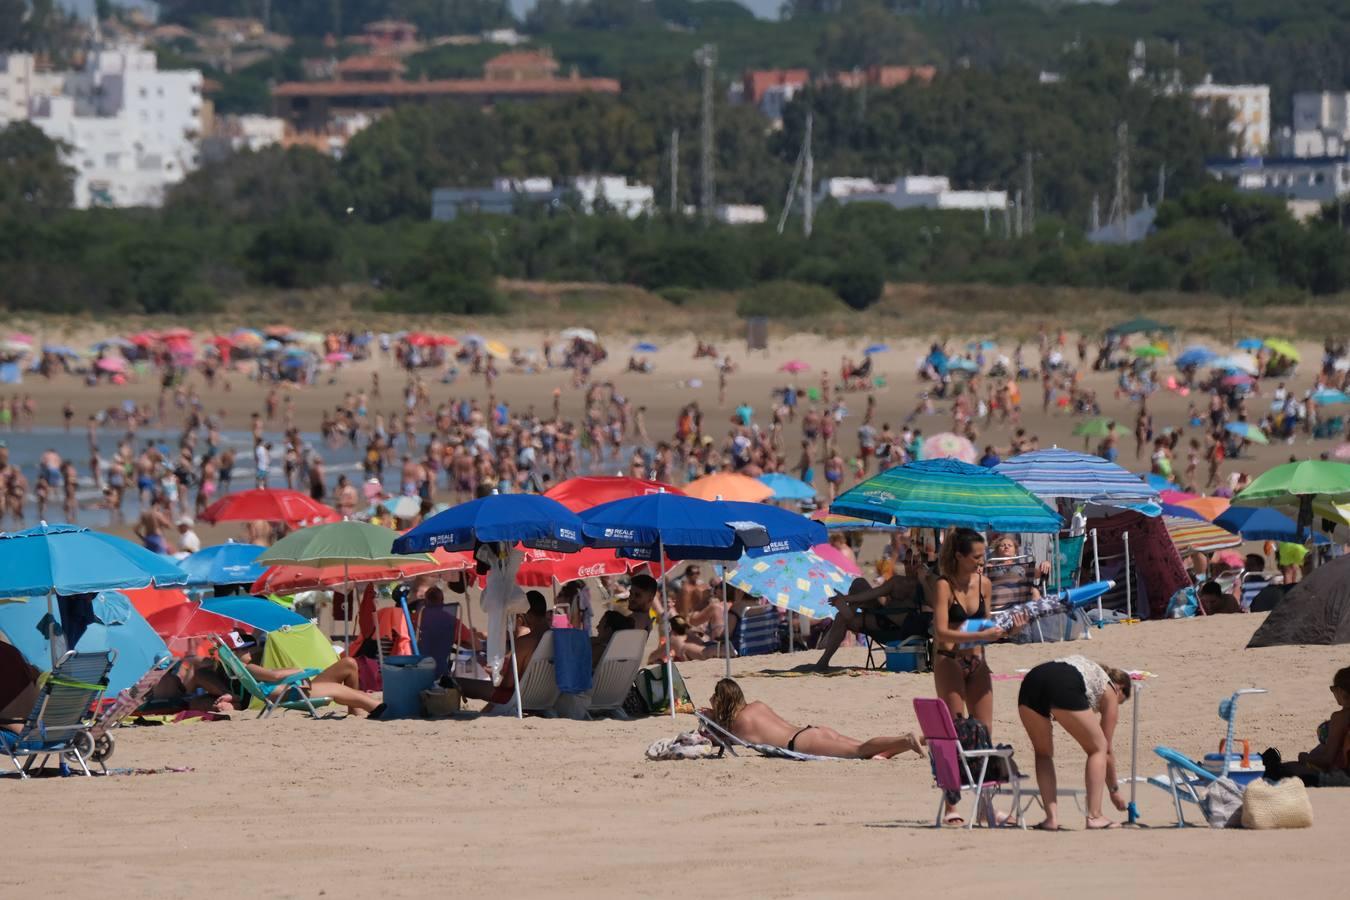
[962,748,1014,758]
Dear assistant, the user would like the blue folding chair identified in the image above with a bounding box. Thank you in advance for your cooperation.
[1146,688,1267,826]
[3,650,113,779]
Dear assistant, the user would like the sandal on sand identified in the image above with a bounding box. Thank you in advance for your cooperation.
[1086,818,1120,830]
[943,813,966,827]
[1032,821,1062,832]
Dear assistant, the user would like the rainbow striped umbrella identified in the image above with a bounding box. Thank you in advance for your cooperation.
[831,458,1062,533]
[727,550,854,620]
[1164,516,1241,554]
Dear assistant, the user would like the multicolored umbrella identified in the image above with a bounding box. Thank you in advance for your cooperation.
[831,458,1062,533]
[1224,421,1269,444]
[727,550,854,619]
[1173,496,1230,521]
[922,432,977,464]
[1165,516,1241,554]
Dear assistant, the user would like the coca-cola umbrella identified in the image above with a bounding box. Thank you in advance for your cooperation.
[200,489,341,529]
[544,475,684,512]
[515,546,639,587]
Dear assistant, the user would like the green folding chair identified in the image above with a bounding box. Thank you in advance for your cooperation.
[212,637,334,719]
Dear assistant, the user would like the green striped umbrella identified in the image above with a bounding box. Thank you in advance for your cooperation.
[830,458,1062,533]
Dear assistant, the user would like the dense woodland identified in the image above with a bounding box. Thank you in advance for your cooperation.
[1,1,1349,315]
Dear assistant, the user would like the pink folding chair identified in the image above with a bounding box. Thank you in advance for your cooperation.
[913,697,1024,829]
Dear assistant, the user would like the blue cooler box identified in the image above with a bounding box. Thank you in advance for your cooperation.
[380,655,436,718]
[883,637,929,673]
[1202,748,1265,786]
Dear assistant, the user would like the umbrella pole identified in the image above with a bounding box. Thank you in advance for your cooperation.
[1091,528,1102,626]
[721,565,730,681]
[509,606,523,720]
[660,537,675,721]
[1127,679,1142,826]
[343,561,351,653]
[1124,531,1133,622]
[47,589,57,668]
[400,589,419,657]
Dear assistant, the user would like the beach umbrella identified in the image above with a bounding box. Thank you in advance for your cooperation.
[1236,338,1264,351]
[6,332,33,344]
[758,472,816,502]
[1210,354,1259,375]
[1224,422,1269,444]
[1235,459,1350,539]
[325,351,352,364]
[259,521,431,568]
[995,448,1160,508]
[1221,374,1256,388]
[123,586,189,619]
[180,542,267,588]
[946,357,980,373]
[1160,503,1208,522]
[966,340,996,351]
[250,551,474,595]
[1312,388,1350,406]
[0,338,31,354]
[582,494,825,711]
[91,337,135,351]
[1214,506,1330,544]
[1174,496,1231,521]
[921,432,977,464]
[484,340,509,360]
[810,509,909,532]
[0,523,187,598]
[159,327,193,341]
[394,494,586,554]
[1175,347,1217,368]
[683,471,775,503]
[1072,418,1129,439]
[1165,516,1241,554]
[830,458,1061,533]
[779,360,810,374]
[94,357,127,373]
[146,600,295,655]
[1144,473,1179,492]
[515,546,640,588]
[200,489,340,529]
[559,327,598,343]
[544,475,684,512]
[200,596,309,632]
[865,343,890,355]
[0,590,170,694]
[633,341,660,353]
[1333,442,1350,461]
[727,550,854,620]
[1264,339,1300,362]
[1133,345,1167,359]
[378,496,422,519]
[42,344,80,358]
[811,542,861,575]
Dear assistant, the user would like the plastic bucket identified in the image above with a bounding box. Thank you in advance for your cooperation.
[380,655,436,718]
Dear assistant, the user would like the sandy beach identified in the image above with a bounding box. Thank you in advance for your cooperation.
[4,614,1347,898]
[2,324,1347,897]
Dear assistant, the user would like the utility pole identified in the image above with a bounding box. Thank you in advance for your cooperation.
[1156,162,1166,205]
[669,128,679,214]
[802,111,814,238]
[1022,151,1035,235]
[694,44,717,225]
[983,184,991,235]
[1090,194,1100,232]
[1108,121,1130,233]
[1013,191,1023,238]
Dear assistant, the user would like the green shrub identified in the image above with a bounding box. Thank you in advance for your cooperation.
[736,280,846,318]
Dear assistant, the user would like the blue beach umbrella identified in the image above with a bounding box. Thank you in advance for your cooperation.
[995,448,1160,507]
[1175,347,1217,368]
[1311,388,1350,406]
[393,493,585,553]
[1213,506,1330,544]
[1144,473,1180,492]
[200,596,309,631]
[633,341,660,353]
[864,343,890,355]
[180,542,267,588]
[0,590,170,694]
[0,523,186,597]
[1224,422,1270,444]
[759,472,816,502]
[727,550,853,620]
[1236,338,1264,351]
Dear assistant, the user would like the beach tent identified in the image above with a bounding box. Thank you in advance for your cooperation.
[1247,555,1350,647]
[1086,510,1189,619]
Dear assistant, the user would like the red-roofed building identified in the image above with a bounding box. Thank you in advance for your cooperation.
[741,69,810,105]
[483,50,560,82]
[831,65,937,90]
[335,55,406,82]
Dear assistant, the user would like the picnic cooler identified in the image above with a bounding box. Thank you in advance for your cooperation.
[1202,739,1265,786]
[381,655,436,718]
[883,637,929,673]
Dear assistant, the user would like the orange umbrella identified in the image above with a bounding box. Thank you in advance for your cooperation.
[123,586,190,619]
[1176,496,1230,521]
[682,472,774,503]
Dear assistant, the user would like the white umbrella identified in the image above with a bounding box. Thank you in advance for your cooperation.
[560,327,598,343]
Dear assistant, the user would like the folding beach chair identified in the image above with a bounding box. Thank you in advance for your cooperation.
[913,697,1023,829]
[86,657,172,772]
[694,710,834,761]
[491,631,560,717]
[211,636,335,719]
[587,629,648,720]
[3,650,113,779]
[734,606,781,657]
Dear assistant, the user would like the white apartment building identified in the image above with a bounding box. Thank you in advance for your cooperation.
[573,176,655,219]
[202,113,285,161]
[1191,77,1270,157]
[819,176,1008,212]
[1286,91,1350,157]
[4,45,204,208]
[0,54,65,124]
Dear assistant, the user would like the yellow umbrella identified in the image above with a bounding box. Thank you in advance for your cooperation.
[484,340,509,360]
[1264,339,1300,362]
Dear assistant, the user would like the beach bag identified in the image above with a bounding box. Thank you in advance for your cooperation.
[941,715,1012,804]
[635,664,693,715]
[1200,776,1245,828]
[1241,777,1314,829]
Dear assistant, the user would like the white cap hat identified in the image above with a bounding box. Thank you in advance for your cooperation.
[177,515,195,527]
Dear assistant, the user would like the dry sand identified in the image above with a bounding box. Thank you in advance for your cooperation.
[3,326,1347,896]
[4,615,1347,898]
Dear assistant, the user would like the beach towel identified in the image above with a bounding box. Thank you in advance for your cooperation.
[646,731,717,761]
[551,628,593,695]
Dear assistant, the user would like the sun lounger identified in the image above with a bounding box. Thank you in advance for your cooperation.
[913,697,1023,828]
[3,650,114,779]
[694,710,835,761]
[487,631,560,717]
[587,629,648,719]
[211,636,335,719]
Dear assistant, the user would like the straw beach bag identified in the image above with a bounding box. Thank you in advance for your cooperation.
[1241,778,1314,829]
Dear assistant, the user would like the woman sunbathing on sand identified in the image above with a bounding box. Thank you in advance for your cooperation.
[707,678,923,759]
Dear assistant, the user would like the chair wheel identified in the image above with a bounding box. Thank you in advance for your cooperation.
[91,733,115,762]
[68,730,95,759]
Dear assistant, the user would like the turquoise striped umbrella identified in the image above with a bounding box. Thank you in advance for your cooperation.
[831,458,1062,533]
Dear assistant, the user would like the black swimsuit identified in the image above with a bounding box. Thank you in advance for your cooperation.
[788,725,814,752]
[937,576,990,674]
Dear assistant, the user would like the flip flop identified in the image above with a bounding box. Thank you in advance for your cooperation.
[1085,819,1120,830]
[1032,821,1061,832]
[943,813,966,827]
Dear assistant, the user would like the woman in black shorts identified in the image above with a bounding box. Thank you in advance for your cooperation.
[1018,656,1132,830]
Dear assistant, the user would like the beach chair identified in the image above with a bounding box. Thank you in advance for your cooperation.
[211,636,335,719]
[1238,571,1276,611]
[495,631,559,717]
[587,629,648,719]
[3,650,113,779]
[86,658,172,771]
[734,606,780,657]
[694,710,834,761]
[416,600,462,679]
[913,697,1023,829]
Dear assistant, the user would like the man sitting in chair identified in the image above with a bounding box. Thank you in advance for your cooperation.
[811,573,931,671]
[456,591,551,709]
